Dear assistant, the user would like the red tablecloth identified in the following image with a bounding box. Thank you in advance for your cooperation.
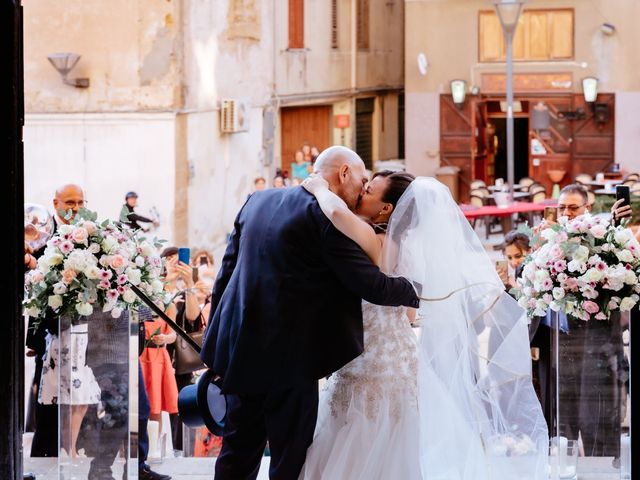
[461,201,557,219]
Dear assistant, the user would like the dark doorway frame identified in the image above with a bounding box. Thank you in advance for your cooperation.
[1,1,25,479]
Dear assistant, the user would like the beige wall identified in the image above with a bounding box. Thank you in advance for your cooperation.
[24,0,182,112]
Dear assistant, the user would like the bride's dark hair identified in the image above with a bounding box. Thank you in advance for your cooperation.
[373,170,416,208]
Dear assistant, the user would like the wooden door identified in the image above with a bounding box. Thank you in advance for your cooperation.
[440,95,474,201]
[571,93,615,178]
[280,106,332,177]
[472,100,491,184]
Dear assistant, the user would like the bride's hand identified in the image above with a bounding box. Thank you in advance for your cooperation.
[301,174,329,195]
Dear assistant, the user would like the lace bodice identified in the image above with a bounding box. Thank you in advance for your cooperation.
[325,301,418,421]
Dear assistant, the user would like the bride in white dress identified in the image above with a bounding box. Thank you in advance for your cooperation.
[300,174,548,480]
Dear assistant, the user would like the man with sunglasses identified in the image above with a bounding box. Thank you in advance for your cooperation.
[533,183,630,463]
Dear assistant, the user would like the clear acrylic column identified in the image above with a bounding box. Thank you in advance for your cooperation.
[58,309,137,479]
[548,310,629,479]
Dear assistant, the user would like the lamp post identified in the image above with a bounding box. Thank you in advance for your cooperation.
[494,0,524,195]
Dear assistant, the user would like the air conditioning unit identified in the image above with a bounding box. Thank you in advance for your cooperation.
[220,98,250,133]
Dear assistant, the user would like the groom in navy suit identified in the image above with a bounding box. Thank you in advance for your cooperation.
[200,146,419,479]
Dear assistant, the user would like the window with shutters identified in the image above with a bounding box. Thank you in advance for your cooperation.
[288,0,304,49]
[357,0,369,51]
[331,0,338,49]
[478,8,573,62]
[356,98,375,169]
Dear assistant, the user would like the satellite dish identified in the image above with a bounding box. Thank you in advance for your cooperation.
[417,53,428,76]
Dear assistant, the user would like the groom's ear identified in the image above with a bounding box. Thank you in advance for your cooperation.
[337,164,350,184]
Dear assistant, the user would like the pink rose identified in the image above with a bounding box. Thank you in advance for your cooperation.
[542,278,553,291]
[116,274,128,285]
[62,269,77,285]
[51,238,61,247]
[83,221,97,235]
[98,279,111,290]
[554,232,568,244]
[590,224,607,239]
[549,245,564,260]
[72,227,89,245]
[565,278,579,290]
[30,271,44,283]
[595,312,607,320]
[110,255,126,271]
[583,301,600,314]
[117,285,126,294]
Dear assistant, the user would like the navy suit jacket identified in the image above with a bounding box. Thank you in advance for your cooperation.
[200,187,419,394]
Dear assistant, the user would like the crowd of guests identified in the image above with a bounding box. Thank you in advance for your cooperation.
[254,142,321,191]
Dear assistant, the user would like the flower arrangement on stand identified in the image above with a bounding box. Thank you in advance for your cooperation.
[513,215,640,320]
[23,208,165,323]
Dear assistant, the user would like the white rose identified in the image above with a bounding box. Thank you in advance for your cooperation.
[139,242,154,257]
[84,265,102,280]
[549,301,562,312]
[135,256,145,267]
[53,282,67,295]
[573,246,590,263]
[47,295,63,310]
[518,296,529,309]
[101,236,119,254]
[125,267,142,286]
[615,229,633,245]
[44,252,64,267]
[541,229,557,243]
[58,224,73,235]
[616,250,635,263]
[111,306,124,318]
[624,270,639,285]
[24,306,41,317]
[568,260,586,273]
[88,242,101,254]
[552,287,565,300]
[620,297,637,312]
[75,302,93,316]
[122,288,137,304]
[151,279,164,293]
[583,268,604,283]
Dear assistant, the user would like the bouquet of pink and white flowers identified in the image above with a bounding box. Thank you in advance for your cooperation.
[23,208,165,323]
[514,215,640,321]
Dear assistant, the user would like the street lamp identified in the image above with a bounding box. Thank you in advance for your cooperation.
[494,0,524,195]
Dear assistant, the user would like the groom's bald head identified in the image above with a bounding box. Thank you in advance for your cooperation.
[313,146,367,210]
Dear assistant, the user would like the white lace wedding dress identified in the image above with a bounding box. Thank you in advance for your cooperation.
[299,301,421,480]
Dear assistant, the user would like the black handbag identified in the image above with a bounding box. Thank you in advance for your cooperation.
[174,313,206,375]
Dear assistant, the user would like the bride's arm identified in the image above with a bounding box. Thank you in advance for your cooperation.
[303,176,382,264]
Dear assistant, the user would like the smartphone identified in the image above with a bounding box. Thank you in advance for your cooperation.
[616,185,631,208]
[544,206,558,223]
[615,185,631,226]
[496,260,508,271]
[178,247,190,265]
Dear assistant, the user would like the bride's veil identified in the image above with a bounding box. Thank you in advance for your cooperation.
[382,177,548,480]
